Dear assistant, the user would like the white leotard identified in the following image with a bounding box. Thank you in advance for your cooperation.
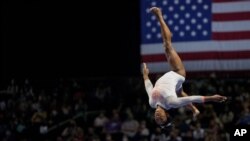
[145,71,204,110]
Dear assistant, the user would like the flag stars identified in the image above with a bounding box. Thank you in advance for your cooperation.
[168,20,173,25]
[163,14,167,20]
[174,14,179,19]
[151,16,156,21]
[192,5,197,11]
[203,18,208,23]
[174,26,179,31]
[157,33,161,38]
[191,31,196,36]
[198,0,203,4]
[169,6,174,11]
[157,22,160,26]
[180,5,185,11]
[185,13,190,18]
[203,4,209,10]
[174,0,179,5]
[197,24,202,30]
[179,31,185,37]
[151,1,157,6]
[151,27,157,33]
[191,18,196,24]
[146,34,151,39]
[186,0,191,4]
[146,21,151,27]
[162,0,167,6]
[143,0,212,42]
[179,19,185,25]
[203,30,208,36]
[197,12,202,18]
[185,25,190,31]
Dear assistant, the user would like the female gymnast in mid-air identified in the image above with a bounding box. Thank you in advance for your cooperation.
[143,7,227,129]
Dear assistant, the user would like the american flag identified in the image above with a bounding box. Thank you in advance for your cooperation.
[140,0,250,74]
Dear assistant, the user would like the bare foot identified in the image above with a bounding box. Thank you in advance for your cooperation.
[211,94,227,102]
[192,109,200,121]
[149,7,162,16]
[193,109,200,117]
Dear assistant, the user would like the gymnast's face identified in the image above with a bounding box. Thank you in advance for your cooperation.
[154,106,168,125]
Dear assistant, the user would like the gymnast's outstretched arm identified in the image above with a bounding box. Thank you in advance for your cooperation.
[143,63,153,97]
[167,92,227,109]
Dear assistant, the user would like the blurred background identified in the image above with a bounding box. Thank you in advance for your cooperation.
[1,0,250,141]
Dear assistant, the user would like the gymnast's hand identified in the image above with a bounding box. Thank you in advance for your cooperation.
[143,63,150,80]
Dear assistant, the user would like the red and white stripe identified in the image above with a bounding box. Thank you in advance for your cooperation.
[141,0,250,73]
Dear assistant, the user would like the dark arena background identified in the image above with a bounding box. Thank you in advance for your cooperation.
[1,0,250,141]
